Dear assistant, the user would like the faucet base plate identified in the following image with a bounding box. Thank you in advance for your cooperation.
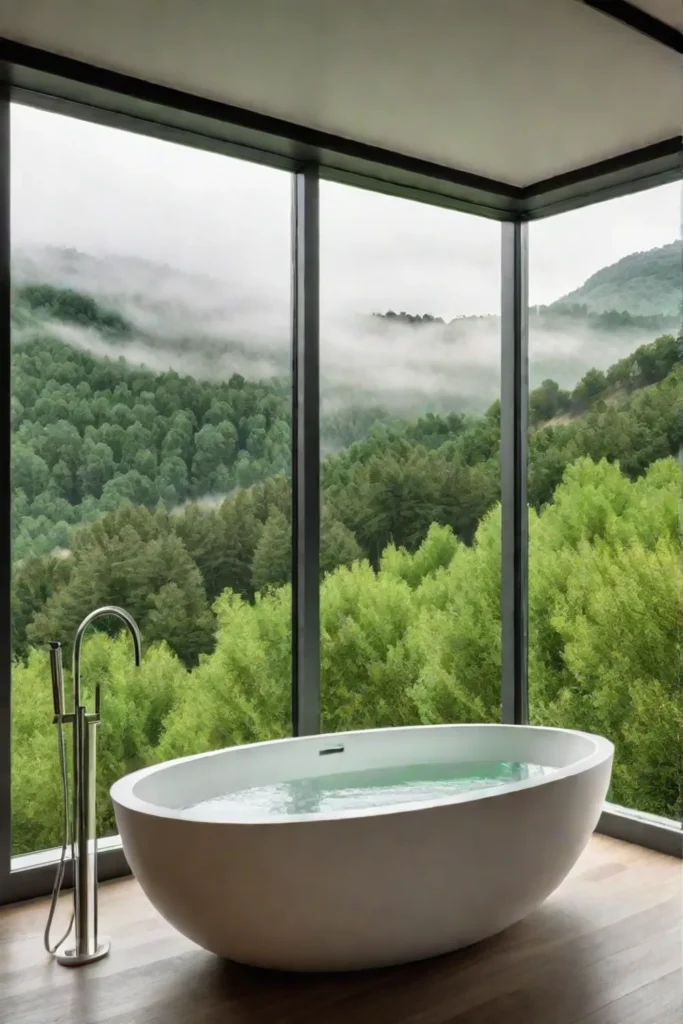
[55,939,110,967]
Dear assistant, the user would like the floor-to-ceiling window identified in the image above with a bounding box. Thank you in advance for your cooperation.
[319,183,502,731]
[5,93,679,879]
[10,104,293,854]
[528,182,682,821]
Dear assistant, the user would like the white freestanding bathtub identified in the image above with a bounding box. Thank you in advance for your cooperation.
[111,724,613,972]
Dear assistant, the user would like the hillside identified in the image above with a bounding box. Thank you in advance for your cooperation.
[12,321,683,614]
[10,236,683,569]
[14,243,680,421]
[552,240,682,317]
[9,249,683,849]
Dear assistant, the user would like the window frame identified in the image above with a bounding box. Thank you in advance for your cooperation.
[1,47,680,905]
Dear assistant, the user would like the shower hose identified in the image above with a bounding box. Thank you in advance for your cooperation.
[43,717,74,954]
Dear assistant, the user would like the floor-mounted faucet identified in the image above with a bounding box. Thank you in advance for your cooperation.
[47,606,142,966]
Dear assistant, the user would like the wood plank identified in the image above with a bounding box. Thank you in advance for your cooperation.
[0,835,680,1024]
[576,969,683,1024]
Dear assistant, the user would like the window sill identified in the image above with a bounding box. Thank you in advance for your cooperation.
[3,834,130,906]
[597,802,681,858]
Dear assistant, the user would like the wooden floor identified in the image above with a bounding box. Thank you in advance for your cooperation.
[0,835,680,1024]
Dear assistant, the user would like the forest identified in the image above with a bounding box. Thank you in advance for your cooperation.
[555,240,682,317]
[9,271,683,854]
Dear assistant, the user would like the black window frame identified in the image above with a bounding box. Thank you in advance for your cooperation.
[1,41,681,904]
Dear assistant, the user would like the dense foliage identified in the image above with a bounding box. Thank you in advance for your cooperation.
[12,457,681,852]
[9,272,683,854]
[16,283,133,337]
[19,334,681,670]
[11,333,291,561]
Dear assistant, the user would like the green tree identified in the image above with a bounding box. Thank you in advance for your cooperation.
[571,368,607,411]
[12,443,50,502]
[191,422,238,492]
[77,439,115,498]
[159,588,291,758]
[320,511,363,576]
[529,379,570,424]
[528,457,681,818]
[251,510,291,592]
[27,508,214,667]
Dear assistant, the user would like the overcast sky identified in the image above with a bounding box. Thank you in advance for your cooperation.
[11,103,681,320]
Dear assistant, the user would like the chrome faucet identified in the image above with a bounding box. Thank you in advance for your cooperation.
[47,606,142,966]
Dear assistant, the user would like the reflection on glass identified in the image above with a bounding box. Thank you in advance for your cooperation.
[528,182,681,820]
[10,104,292,853]
[319,183,502,732]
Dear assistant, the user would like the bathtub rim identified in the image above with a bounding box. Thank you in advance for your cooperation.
[111,723,614,826]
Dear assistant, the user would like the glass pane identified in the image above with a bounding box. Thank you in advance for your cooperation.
[10,103,292,854]
[528,182,682,820]
[320,182,502,732]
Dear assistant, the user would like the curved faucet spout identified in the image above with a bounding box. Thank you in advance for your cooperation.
[52,604,142,965]
[73,605,142,711]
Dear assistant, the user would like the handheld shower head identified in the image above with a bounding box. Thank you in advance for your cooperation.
[48,641,65,721]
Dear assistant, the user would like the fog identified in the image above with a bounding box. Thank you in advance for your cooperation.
[13,243,665,420]
[10,103,682,417]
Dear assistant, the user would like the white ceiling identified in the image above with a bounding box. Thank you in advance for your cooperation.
[0,0,680,187]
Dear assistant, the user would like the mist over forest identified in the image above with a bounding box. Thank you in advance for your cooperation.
[14,242,680,426]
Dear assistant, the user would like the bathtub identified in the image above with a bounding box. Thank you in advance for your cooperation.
[111,724,613,971]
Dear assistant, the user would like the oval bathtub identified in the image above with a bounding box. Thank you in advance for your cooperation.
[111,724,613,972]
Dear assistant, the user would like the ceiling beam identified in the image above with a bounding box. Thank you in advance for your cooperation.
[0,36,519,222]
[0,35,680,223]
[521,135,682,218]
[584,1,683,53]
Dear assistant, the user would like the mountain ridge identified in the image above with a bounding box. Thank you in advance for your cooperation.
[11,240,681,416]
[551,240,681,317]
